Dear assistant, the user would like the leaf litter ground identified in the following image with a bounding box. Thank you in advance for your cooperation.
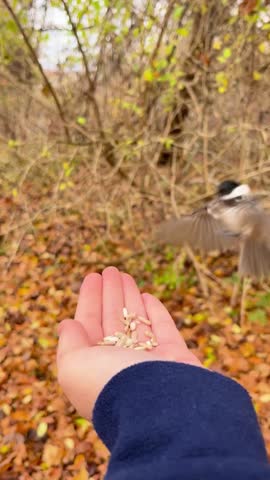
[0,194,269,479]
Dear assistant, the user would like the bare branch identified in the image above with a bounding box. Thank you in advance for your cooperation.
[60,0,127,175]
[2,0,71,142]
[60,0,95,93]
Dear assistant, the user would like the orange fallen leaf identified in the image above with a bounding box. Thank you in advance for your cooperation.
[42,443,64,467]
[72,466,89,480]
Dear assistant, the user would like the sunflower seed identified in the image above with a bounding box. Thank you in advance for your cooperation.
[98,308,158,350]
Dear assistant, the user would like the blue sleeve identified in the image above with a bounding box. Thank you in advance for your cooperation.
[93,361,270,480]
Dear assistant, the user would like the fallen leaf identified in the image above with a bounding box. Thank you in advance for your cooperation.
[72,466,89,480]
[36,421,48,438]
[42,443,63,467]
[260,394,270,404]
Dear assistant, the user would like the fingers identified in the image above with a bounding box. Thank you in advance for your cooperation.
[57,319,90,363]
[73,267,189,352]
[142,293,187,348]
[121,272,149,342]
[75,273,103,344]
[102,266,124,335]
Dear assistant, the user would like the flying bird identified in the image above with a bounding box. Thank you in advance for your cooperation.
[156,180,270,279]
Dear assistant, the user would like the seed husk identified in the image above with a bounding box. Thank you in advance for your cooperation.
[130,321,137,331]
[145,330,153,338]
[98,307,158,350]
[131,331,138,342]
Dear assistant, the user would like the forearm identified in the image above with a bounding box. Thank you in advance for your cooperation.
[93,362,270,480]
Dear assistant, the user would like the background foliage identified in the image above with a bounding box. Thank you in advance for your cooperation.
[0,0,270,478]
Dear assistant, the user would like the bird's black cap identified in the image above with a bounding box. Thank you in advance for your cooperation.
[217,180,240,197]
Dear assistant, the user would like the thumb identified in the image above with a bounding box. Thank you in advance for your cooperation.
[57,319,90,362]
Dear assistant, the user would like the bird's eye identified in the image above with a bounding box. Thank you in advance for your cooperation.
[223,196,242,206]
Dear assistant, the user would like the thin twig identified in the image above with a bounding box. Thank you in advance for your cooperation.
[2,0,71,142]
[240,277,251,326]
[61,0,125,174]
[185,245,209,297]
[148,0,176,66]
[202,115,210,194]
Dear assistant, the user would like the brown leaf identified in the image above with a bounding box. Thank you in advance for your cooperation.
[42,443,64,467]
[239,0,257,15]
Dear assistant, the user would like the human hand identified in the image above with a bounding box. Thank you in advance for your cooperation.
[57,266,202,419]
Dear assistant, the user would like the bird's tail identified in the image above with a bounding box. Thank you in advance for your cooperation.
[239,237,270,279]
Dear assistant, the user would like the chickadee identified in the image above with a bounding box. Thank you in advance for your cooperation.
[156,180,270,279]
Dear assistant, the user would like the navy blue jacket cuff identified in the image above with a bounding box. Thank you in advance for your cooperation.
[93,361,269,480]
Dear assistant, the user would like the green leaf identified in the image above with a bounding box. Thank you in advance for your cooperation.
[165,247,176,261]
[6,20,17,33]
[63,162,74,178]
[201,3,208,14]
[215,71,228,93]
[132,27,140,37]
[92,0,100,12]
[74,417,90,427]
[143,68,154,82]
[173,5,184,20]
[153,264,183,290]
[253,70,262,80]
[145,19,153,30]
[193,312,208,323]
[154,58,168,71]
[213,37,222,50]
[37,337,55,348]
[246,13,259,25]
[41,147,50,158]
[0,445,11,454]
[258,42,270,54]
[177,26,189,37]
[8,139,20,148]
[248,309,267,325]
[158,137,174,149]
[217,47,232,63]
[59,183,67,191]
[223,47,232,59]
[74,417,90,435]
[165,44,174,56]
[257,293,270,307]
[77,116,86,125]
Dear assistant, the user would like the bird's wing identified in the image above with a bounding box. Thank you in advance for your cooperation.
[155,208,238,253]
[239,236,270,279]
[239,212,270,279]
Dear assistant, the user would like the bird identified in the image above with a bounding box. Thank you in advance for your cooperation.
[155,180,270,280]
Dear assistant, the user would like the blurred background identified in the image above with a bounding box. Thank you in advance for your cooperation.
[0,0,270,478]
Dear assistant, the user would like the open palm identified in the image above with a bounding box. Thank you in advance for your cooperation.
[57,267,202,419]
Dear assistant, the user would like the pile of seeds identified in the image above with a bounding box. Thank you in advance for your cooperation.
[98,307,158,350]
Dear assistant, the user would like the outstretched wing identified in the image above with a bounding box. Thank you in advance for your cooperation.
[155,208,238,253]
[239,237,270,279]
[239,212,270,278]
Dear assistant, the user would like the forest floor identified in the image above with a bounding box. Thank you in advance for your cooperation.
[0,189,270,480]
